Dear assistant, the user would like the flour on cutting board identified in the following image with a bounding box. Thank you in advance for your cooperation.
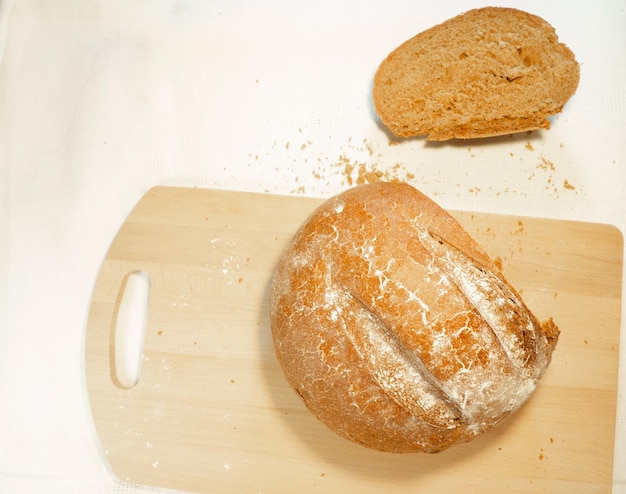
[209,236,249,284]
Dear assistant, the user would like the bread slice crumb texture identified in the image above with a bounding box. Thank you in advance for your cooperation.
[373,7,580,140]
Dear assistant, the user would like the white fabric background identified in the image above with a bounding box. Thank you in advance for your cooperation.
[1,1,624,492]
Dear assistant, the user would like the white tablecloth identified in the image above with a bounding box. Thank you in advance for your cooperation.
[1,1,624,492]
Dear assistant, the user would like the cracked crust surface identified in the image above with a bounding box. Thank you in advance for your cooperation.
[372,7,580,140]
[270,182,559,453]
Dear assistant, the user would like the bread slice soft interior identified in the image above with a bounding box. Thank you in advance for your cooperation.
[372,7,580,141]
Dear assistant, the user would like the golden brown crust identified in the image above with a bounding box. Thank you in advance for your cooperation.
[270,182,559,453]
[372,7,580,140]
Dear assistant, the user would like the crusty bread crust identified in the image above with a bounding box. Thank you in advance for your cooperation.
[270,182,559,453]
[372,7,580,140]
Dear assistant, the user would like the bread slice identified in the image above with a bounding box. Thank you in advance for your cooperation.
[372,7,580,140]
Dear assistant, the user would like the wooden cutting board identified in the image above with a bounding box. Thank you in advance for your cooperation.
[85,186,623,494]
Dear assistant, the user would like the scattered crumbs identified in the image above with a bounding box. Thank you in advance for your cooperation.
[538,453,544,461]
[468,187,481,194]
[537,156,555,172]
[553,291,558,298]
[258,133,421,192]
[525,141,534,151]
[550,437,554,444]
[498,447,502,451]
[513,220,525,235]
[320,473,326,478]
[157,330,164,336]
[238,277,243,283]
[230,379,236,384]
[336,154,415,186]
[584,339,589,345]
[509,152,515,157]
[193,341,198,346]
[563,179,576,190]
[493,256,503,272]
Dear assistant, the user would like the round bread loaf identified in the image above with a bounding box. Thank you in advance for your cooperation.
[270,182,559,453]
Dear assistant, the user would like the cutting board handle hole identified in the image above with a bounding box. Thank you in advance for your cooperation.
[110,270,151,389]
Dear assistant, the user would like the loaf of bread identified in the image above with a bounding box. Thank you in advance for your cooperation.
[270,182,559,453]
[372,7,580,140]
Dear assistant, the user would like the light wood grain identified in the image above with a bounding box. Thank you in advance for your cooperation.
[85,186,623,494]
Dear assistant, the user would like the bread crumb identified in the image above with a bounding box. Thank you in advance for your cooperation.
[493,256,503,272]
[513,220,525,235]
[525,142,534,151]
[563,179,575,190]
[537,156,555,172]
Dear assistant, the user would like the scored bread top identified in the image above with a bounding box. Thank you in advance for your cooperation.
[372,7,580,140]
[270,182,559,453]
